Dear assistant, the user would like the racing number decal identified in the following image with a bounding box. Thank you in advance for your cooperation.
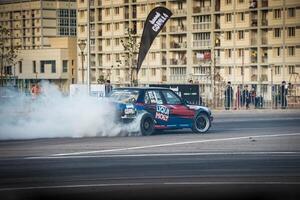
[155,105,170,122]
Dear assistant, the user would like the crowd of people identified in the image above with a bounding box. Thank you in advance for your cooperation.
[224,81,289,110]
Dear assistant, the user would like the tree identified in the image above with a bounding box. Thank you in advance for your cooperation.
[120,28,140,86]
[0,25,20,86]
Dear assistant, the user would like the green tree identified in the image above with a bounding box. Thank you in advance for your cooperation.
[0,25,20,86]
[120,28,139,86]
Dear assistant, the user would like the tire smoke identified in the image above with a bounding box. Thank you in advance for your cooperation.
[0,82,140,140]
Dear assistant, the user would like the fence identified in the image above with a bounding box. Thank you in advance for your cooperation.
[200,83,300,110]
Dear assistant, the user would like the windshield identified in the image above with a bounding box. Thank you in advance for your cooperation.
[110,90,139,103]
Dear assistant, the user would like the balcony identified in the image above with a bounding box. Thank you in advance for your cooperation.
[251,19,258,27]
[261,19,268,26]
[251,74,258,81]
[170,58,187,65]
[250,38,257,45]
[193,23,211,31]
[193,6,211,13]
[261,0,268,7]
[171,9,187,16]
[170,41,187,49]
[193,40,211,48]
[261,74,268,82]
[251,56,257,63]
[98,30,102,36]
[261,36,268,45]
[162,57,167,65]
[170,25,187,32]
[169,74,187,83]
[261,56,268,63]
[249,0,257,9]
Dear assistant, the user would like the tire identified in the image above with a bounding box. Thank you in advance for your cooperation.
[140,113,155,136]
[192,112,211,133]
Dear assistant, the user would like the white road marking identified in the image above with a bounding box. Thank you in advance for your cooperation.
[26,152,300,160]
[45,132,300,157]
[1,181,300,192]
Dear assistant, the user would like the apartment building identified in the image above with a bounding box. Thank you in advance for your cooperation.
[0,0,77,92]
[78,0,300,100]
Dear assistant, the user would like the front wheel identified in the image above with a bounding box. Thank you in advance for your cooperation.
[192,113,211,133]
[140,113,155,136]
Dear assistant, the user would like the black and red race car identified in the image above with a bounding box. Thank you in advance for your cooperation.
[110,87,213,136]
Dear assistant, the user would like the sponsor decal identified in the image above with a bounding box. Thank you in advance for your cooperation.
[155,105,169,121]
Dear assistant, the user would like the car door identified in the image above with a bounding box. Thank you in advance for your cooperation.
[143,90,168,127]
[161,90,195,128]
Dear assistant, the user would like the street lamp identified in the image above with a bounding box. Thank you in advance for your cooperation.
[78,40,86,84]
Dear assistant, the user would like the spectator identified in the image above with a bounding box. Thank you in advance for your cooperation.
[242,85,250,109]
[280,81,288,109]
[31,83,41,99]
[105,80,113,97]
[250,87,256,106]
[224,81,233,110]
[235,86,241,109]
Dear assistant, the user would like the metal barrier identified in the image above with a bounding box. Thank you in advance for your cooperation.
[200,83,300,110]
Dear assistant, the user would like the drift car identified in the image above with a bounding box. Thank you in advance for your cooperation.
[109,87,213,136]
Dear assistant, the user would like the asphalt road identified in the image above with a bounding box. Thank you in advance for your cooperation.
[0,110,300,200]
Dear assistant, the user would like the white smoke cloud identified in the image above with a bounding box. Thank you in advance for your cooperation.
[0,82,141,140]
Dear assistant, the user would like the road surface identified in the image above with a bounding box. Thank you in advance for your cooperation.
[0,110,300,200]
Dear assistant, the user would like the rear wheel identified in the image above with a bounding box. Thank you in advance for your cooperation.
[140,113,155,136]
[192,113,211,133]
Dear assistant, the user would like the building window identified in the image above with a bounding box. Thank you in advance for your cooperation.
[274,66,281,75]
[151,68,156,76]
[116,69,120,76]
[170,67,186,75]
[33,61,36,73]
[238,0,244,3]
[225,31,232,40]
[226,0,232,5]
[141,68,146,76]
[287,27,295,37]
[18,61,22,73]
[105,8,110,16]
[80,26,85,33]
[106,24,110,31]
[238,49,244,57]
[288,8,295,18]
[106,39,110,46]
[106,54,111,61]
[273,9,281,19]
[40,60,55,73]
[288,47,295,56]
[238,12,244,22]
[141,5,146,13]
[114,7,119,15]
[63,60,68,73]
[274,47,281,56]
[115,38,119,46]
[238,31,244,40]
[288,65,295,74]
[114,23,119,30]
[151,52,156,60]
[228,67,232,75]
[225,13,232,22]
[273,28,281,38]
[225,49,232,58]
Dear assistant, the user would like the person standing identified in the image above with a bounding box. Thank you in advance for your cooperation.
[105,80,113,97]
[224,81,233,110]
[280,81,288,109]
[242,85,250,109]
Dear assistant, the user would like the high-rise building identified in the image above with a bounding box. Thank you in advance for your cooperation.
[0,0,77,92]
[78,0,299,100]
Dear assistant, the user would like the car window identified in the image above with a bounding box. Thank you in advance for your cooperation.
[110,90,139,103]
[162,90,182,105]
[145,90,163,104]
